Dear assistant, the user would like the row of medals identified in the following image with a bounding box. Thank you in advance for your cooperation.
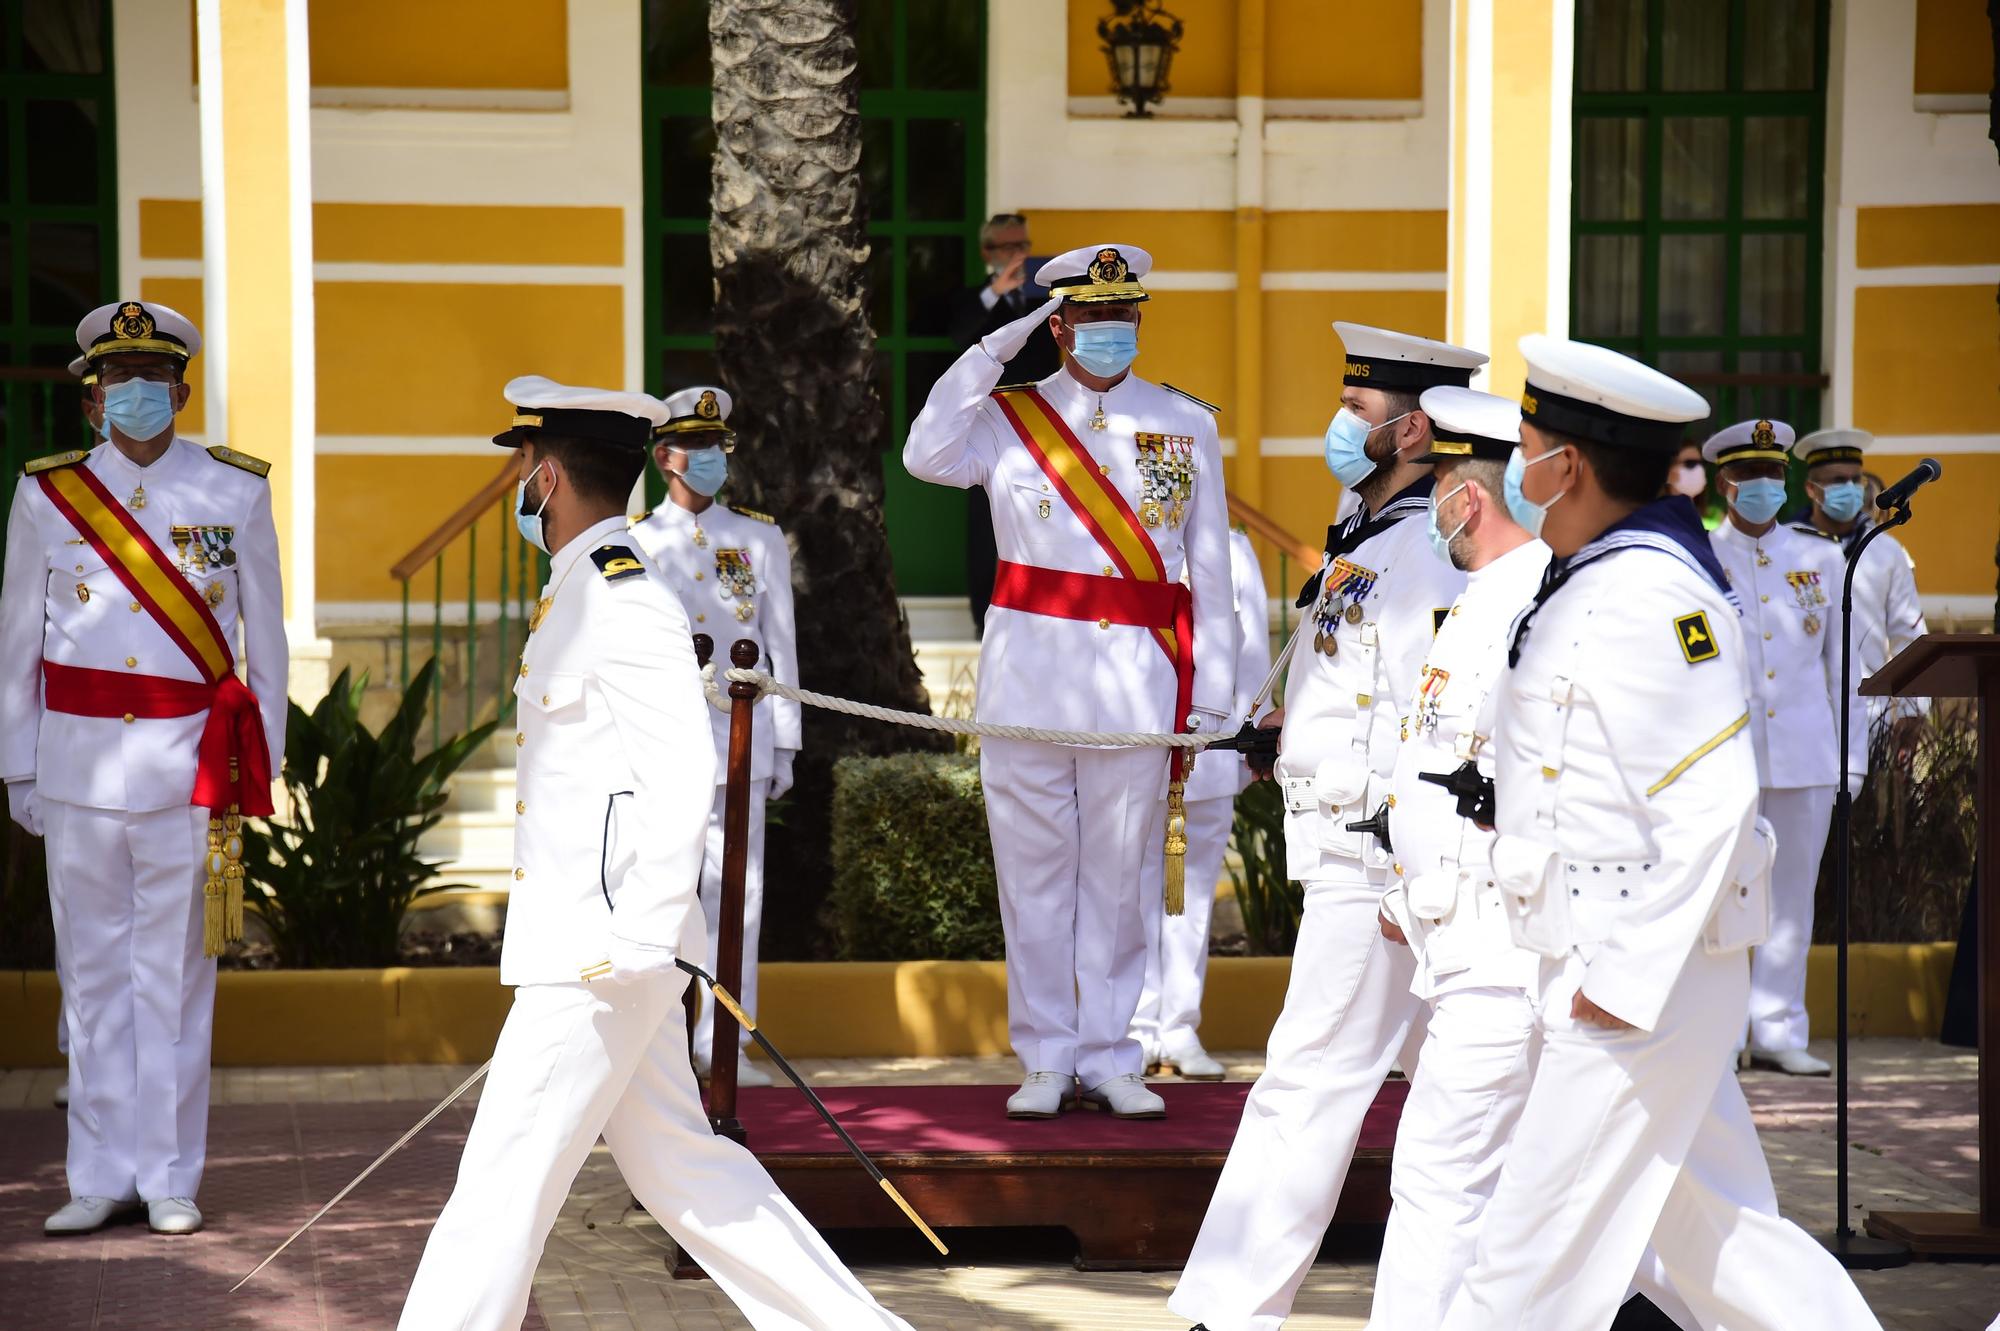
[1753,548,1823,636]
[172,523,233,608]
[700,523,757,621]
[1313,596,1366,656]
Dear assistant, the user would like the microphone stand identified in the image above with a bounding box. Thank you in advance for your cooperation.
[1823,501,1914,1269]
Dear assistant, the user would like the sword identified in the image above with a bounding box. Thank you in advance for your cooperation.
[230,1060,491,1293]
[677,957,950,1257]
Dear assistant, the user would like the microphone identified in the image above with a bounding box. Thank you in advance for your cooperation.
[1875,458,1941,511]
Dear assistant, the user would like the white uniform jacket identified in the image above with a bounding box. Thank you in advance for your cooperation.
[1186,529,1272,803]
[1492,540,1770,1032]
[1277,481,1465,883]
[1384,539,1550,1000]
[502,516,716,987]
[1711,519,1858,790]
[629,500,801,784]
[903,347,1235,738]
[0,438,287,810]
[1809,519,1930,758]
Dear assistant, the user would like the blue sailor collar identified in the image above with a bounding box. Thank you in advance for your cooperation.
[1295,473,1435,609]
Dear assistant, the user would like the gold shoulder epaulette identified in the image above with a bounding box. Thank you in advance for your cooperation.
[630,509,653,525]
[22,449,87,476]
[732,506,777,525]
[1162,382,1221,414]
[1788,521,1838,542]
[207,445,271,478]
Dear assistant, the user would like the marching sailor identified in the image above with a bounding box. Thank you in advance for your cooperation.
[629,384,800,1089]
[1367,387,1550,1329]
[1171,323,1477,1330]
[1440,336,1879,1329]
[1704,418,1858,1076]
[398,378,909,1331]
[904,243,1237,1120]
[2,300,287,1237]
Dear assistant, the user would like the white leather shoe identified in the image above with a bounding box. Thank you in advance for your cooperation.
[1747,1046,1831,1077]
[1158,1040,1226,1081]
[1080,1073,1167,1119]
[45,1196,137,1235]
[1005,1071,1076,1119]
[147,1197,203,1235]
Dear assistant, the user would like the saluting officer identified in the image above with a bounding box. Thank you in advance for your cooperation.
[1171,324,1478,1331]
[1368,387,1550,1330]
[1440,336,1877,1329]
[398,378,909,1331]
[1704,419,1858,1076]
[2,300,287,1237]
[904,243,1237,1121]
[629,385,800,1089]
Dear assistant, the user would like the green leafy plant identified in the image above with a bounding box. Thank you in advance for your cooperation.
[244,660,495,968]
[1230,778,1301,955]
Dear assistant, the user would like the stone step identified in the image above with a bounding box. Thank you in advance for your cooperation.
[417,809,516,869]
[444,766,517,814]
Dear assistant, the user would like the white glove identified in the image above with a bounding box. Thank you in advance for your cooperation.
[605,933,679,986]
[771,749,797,801]
[6,780,41,837]
[980,293,1064,366]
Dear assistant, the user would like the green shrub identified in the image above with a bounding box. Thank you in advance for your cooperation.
[827,751,1003,960]
[0,825,53,969]
[1230,778,1301,955]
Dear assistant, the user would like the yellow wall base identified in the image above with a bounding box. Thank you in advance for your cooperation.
[0,945,1959,1068]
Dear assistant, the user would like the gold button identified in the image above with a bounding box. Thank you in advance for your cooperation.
[124,656,137,667]
[1103,566,1116,576]
[515,732,525,746]
[1098,618,1110,630]
[1766,670,1776,679]
[513,868,525,880]
[1760,594,1769,603]
[541,694,550,705]
[696,613,706,623]
[129,601,142,613]
[1764,631,1773,640]
[122,712,135,724]
[695,571,704,581]
[1767,708,1776,718]
[515,800,525,815]
[1099,465,1109,475]
[519,663,529,677]
[74,564,84,574]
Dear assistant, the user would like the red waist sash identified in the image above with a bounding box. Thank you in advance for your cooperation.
[43,660,274,815]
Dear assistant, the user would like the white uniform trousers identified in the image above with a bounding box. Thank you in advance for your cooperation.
[1131,791,1234,1056]
[398,975,911,1331]
[1367,985,1537,1331]
[1749,785,1835,1052]
[1170,868,1425,1331]
[979,737,1167,1088]
[1440,946,1881,1330]
[42,799,213,1202]
[693,779,770,1061]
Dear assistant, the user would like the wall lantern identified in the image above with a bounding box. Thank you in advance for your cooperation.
[1098,0,1184,119]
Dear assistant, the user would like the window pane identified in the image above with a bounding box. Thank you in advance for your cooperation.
[659,346,720,396]
[27,221,98,326]
[860,117,893,223]
[1739,233,1806,336]
[657,115,716,217]
[904,351,959,437]
[0,225,13,322]
[1578,117,1645,221]
[26,99,100,206]
[1575,234,1641,338]
[1744,0,1816,91]
[1576,0,1645,92]
[658,232,713,336]
[1661,117,1729,220]
[905,119,967,221]
[1659,233,1727,336]
[907,0,980,91]
[1743,117,1808,220]
[1661,0,1729,91]
[905,235,967,336]
[856,0,894,92]
[21,0,106,74]
[643,0,709,85]
[865,234,895,337]
[1735,348,1816,429]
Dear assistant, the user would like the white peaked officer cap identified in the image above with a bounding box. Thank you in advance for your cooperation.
[492,376,667,450]
[1036,244,1153,305]
[1701,417,1797,466]
[1415,386,1521,463]
[1794,427,1871,468]
[656,385,736,440]
[76,299,202,364]
[1333,322,1487,392]
[66,355,93,385]
[1518,334,1708,451]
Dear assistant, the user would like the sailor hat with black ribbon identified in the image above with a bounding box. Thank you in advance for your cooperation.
[1333,322,1487,392]
[1415,386,1520,462]
[1701,417,1797,467]
[656,385,735,441]
[1035,244,1152,305]
[1794,427,1870,469]
[1518,334,1709,451]
[76,299,202,365]
[492,376,666,450]
[66,355,94,386]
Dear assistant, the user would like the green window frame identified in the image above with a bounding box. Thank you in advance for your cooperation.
[641,1,985,596]
[1570,0,1830,433]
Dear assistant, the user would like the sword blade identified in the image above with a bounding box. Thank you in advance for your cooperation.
[229,1060,491,1294]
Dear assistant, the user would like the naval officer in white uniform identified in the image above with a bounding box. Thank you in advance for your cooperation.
[1171,323,1478,1331]
[3,300,286,1238]
[1704,418,1857,1076]
[904,243,1237,1121]
[398,378,910,1331]
[1440,336,1879,1330]
[629,384,800,1089]
[1367,387,1550,1330]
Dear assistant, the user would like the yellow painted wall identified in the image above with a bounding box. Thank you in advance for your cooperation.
[139,276,204,436]
[1852,285,2000,437]
[1065,0,1423,102]
[1068,0,1236,99]
[1914,0,1995,96]
[139,199,623,266]
[1024,208,1236,267]
[308,0,568,91]
[1856,204,2000,269]
[318,455,521,603]
[1864,452,2000,597]
[1266,210,1448,272]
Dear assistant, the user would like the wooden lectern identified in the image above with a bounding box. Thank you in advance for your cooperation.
[1859,634,2000,1257]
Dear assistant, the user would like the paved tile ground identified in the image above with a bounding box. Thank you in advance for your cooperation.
[1,1040,1992,1329]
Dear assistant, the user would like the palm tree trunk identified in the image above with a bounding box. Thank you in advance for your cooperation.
[709,0,945,958]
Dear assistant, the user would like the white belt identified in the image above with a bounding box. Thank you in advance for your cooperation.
[1557,857,1658,903]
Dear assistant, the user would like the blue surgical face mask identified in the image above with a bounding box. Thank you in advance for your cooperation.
[1504,445,1566,539]
[1729,477,1787,525]
[101,379,177,443]
[1426,482,1469,565]
[1817,479,1865,523]
[674,446,729,498]
[515,460,553,553]
[1322,406,1412,489]
[1067,321,1139,378]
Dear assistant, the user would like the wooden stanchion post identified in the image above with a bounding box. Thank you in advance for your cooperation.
[705,638,760,1145]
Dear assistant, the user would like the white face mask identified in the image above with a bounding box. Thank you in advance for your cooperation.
[1670,461,1706,498]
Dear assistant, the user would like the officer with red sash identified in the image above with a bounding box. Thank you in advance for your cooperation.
[1,300,287,1236]
[904,243,1236,1120]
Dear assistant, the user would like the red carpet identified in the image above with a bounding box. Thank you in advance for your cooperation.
[733,1080,1410,1155]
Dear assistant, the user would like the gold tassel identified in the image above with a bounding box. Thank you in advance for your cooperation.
[203,815,227,957]
[223,807,246,943]
[1164,778,1188,916]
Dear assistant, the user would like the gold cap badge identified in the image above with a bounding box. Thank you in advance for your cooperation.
[1751,420,1776,448]
[110,302,156,342]
[1088,247,1130,285]
[695,389,721,420]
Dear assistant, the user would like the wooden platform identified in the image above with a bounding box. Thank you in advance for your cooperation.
[1866,1209,2000,1259]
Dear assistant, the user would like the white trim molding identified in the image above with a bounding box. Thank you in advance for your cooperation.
[1850,264,2000,288]
[310,86,570,112]
[1066,96,1426,121]
[1864,435,2000,456]
[318,435,505,457]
